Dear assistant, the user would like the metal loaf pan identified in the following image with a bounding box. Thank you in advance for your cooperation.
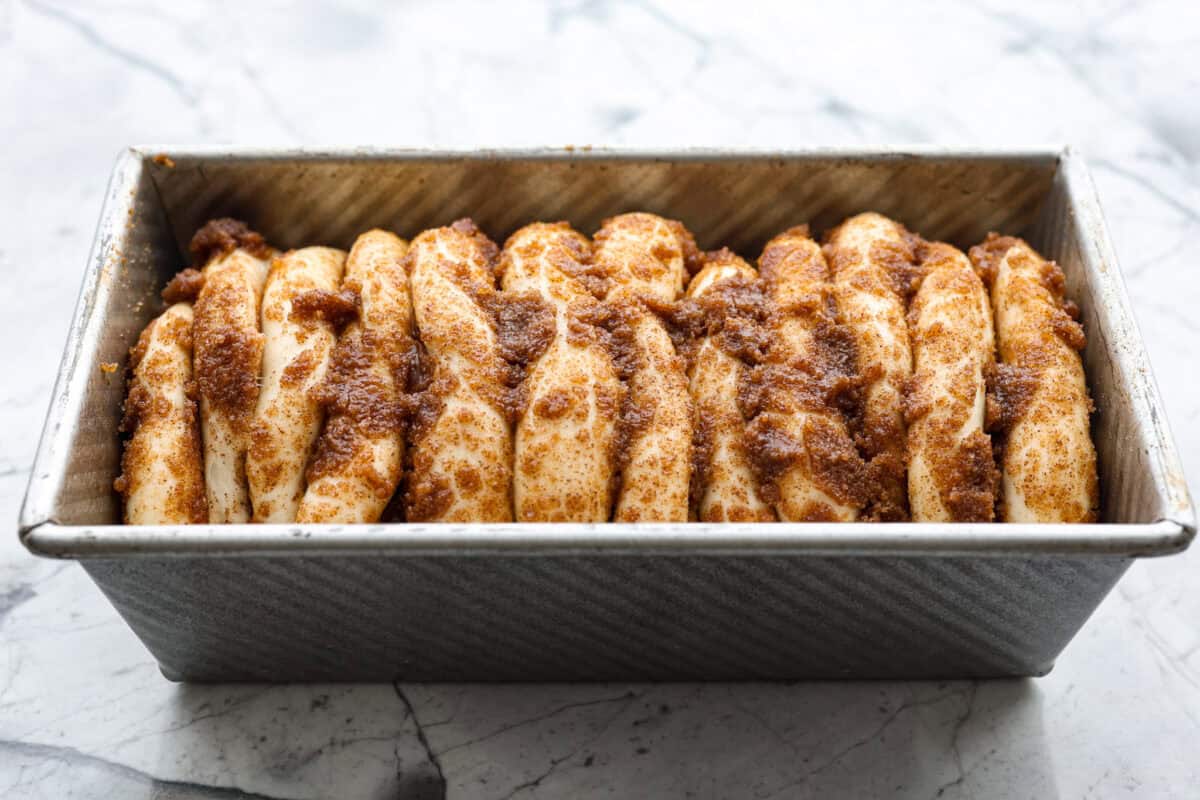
[18,147,1196,681]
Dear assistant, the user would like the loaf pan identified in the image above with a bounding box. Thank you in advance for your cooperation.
[18,147,1195,681]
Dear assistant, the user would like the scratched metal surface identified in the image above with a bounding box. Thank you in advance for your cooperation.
[17,148,1195,680]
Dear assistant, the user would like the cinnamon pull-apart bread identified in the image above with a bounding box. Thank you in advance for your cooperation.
[500,223,622,522]
[970,235,1099,523]
[117,210,1104,528]
[246,247,347,522]
[115,302,207,524]
[823,213,918,521]
[906,242,998,522]
[746,227,867,522]
[188,219,275,523]
[593,212,700,522]
[685,250,775,522]
[405,220,514,522]
[296,231,412,524]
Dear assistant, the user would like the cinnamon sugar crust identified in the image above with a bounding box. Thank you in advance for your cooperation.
[970,234,1098,523]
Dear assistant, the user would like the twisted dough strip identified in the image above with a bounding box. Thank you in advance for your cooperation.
[500,223,622,521]
[685,250,775,522]
[823,213,916,521]
[906,242,997,522]
[246,247,347,522]
[405,220,513,522]
[970,235,1098,523]
[296,230,412,523]
[594,212,698,522]
[748,227,866,522]
[114,302,207,524]
[190,220,274,523]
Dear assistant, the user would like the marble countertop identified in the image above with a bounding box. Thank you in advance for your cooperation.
[2,1,1198,797]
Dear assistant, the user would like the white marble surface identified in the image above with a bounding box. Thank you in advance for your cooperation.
[1,1,1198,797]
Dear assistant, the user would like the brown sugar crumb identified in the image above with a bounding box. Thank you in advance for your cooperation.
[1051,307,1087,350]
[390,339,439,492]
[563,305,609,352]
[118,343,155,435]
[702,268,773,358]
[189,218,273,263]
[944,430,1000,522]
[739,229,875,515]
[567,299,644,500]
[404,366,449,447]
[290,289,359,330]
[690,408,716,511]
[611,390,654,486]
[579,301,641,381]
[665,219,704,277]
[862,454,907,521]
[405,470,455,522]
[487,292,556,367]
[738,326,861,422]
[642,269,772,377]
[472,290,555,423]
[193,291,263,431]
[181,397,209,522]
[1039,257,1067,296]
[310,330,405,436]
[455,467,482,493]
[647,295,704,367]
[449,218,500,268]
[985,362,1037,433]
[1033,254,1089,336]
[967,233,1021,288]
[304,415,359,487]
[553,234,611,299]
[816,321,863,415]
[444,230,556,425]
[800,416,871,508]
[126,321,152,375]
[281,348,319,387]
[741,414,797,506]
[533,388,572,419]
[869,237,921,299]
[161,268,205,304]
[719,313,773,365]
[152,153,176,168]
[100,362,119,374]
